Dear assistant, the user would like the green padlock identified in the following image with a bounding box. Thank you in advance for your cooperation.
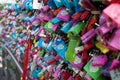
[37,71,44,77]
[65,36,80,62]
[67,22,86,38]
[44,21,54,32]
[38,49,45,57]
[84,59,106,80]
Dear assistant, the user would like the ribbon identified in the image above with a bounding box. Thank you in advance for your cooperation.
[22,40,32,80]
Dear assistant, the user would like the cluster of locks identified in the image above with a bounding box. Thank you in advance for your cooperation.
[0,0,120,80]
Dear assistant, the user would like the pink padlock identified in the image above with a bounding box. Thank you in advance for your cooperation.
[108,29,120,50]
[81,29,96,44]
[103,3,120,27]
[57,9,71,22]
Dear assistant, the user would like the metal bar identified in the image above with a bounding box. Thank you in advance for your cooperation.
[0,42,23,74]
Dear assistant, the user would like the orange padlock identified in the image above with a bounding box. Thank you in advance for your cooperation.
[53,7,63,16]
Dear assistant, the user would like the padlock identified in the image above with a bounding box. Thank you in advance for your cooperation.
[79,0,97,10]
[65,36,80,62]
[47,0,57,9]
[73,0,85,12]
[72,12,82,21]
[43,13,53,22]
[103,3,120,28]
[82,51,89,63]
[80,10,91,21]
[53,68,61,79]
[46,40,53,51]
[60,70,72,80]
[74,74,84,80]
[38,49,45,57]
[81,29,96,44]
[43,55,55,64]
[53,7,63,16]
[70,54,84,70]
[108,29,120,50]
[57,9,71,22]
[84,59,106,80]
[37,12,45,22]
[102,61,112,77]
[38,27,46,37]
[95,41,109,54]
[61,0,73,10]
[68,76,74,80]
[87,15,98,31]
[61,21,76,34]
[92,55,107,66]
[52,18,61,24]
[53,38,67,60]
[42,5,50,12]
[84,73,92,80]
[109,53,120,80]
[52,23,59,32]
[75,45,84,53]
[67,22,85,38]
[44,21,54,32]
[96,23,114,36]
[54,0,63,8]
[48,55,61,65]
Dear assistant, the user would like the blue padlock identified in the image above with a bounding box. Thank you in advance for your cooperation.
[73,0,85,12]
[32,70,39,79]
[53,37,67,60]
[6,4,13,10]
[61,21,76,34]
[14,4,20,11]
[51,17,61,24]
[47,0,57,9]
[38,38,48,49]
[47,40,53,51]
[61,0,73,10]
[19,33,25,38]
[54,0,63,8]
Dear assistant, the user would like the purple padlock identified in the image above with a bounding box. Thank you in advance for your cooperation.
[57,9,71,22]
[42,5,50,12]
[99,14,106,25]
[52,23,59,32]
[38,28,46,37]
[81,29,96,44]
[92,55,107,66]
[37,12,45,22]
[70,54,84,70]
[43,13,53,21]
[108,29,120,50]
[102,61,112,77]
[68,76,74,80]
[96,23,115,36]
[53,68,61,79]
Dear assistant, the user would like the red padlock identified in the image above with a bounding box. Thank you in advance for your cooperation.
[82,51,89,63]
[80,11,90,21]
[44,36,50,43]
[72,12,82,21]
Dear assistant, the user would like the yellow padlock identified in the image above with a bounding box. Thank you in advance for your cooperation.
[96,42,109,54]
